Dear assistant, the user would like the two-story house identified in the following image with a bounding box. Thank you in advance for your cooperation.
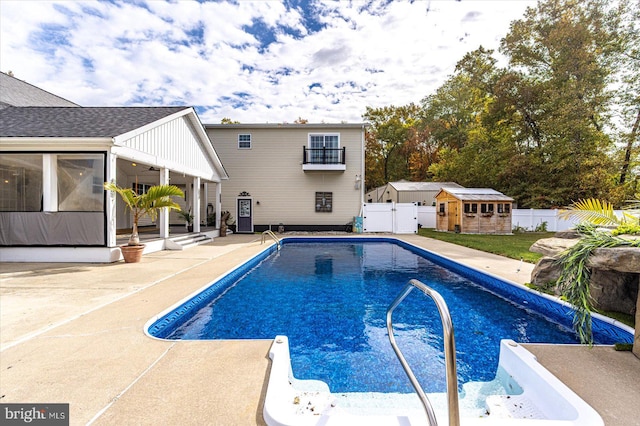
[205,123,366,233]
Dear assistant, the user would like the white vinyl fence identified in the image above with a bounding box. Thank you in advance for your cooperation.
[362,203,418,234]
[363,204,626,233]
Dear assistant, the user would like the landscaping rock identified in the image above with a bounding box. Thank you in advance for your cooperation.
[529,237,578,257]
[554,230,582,239]
[530,257,562,288]
[589,269,639,315]
[589,247,640,273]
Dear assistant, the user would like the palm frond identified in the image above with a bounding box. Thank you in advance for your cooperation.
[558,198,621,226]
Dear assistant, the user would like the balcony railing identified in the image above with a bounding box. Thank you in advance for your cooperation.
[302,146,346,165]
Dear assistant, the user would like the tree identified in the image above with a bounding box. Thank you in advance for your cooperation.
[104,182,184,246]
[363,104,419,189]
[221,117,240,124]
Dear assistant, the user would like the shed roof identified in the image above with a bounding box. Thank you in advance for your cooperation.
[437,188,514,201]
[390,181,464,192]
[0,106,188,138]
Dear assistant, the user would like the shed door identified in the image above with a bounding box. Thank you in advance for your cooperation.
[237,198,252,233]
[447,201,458,231]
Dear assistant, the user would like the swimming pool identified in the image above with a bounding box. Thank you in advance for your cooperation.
[147,237,632,396]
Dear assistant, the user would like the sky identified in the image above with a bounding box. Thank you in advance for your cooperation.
[0,0,537,124]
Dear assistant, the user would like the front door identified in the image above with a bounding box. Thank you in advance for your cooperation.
[237,198,252,233]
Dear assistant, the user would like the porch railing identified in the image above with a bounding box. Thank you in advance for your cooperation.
[302,146,346,165]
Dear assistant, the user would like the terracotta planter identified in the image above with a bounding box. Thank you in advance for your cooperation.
[120,244,145,263]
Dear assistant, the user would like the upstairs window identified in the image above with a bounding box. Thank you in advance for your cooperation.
[308,134,340,164]
[238,134,251,149]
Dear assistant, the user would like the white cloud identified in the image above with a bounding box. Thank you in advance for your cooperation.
[0,0,536,124]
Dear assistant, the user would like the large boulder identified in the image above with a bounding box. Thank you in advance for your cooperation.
[589,269,639,314]
[529,237,578,257]
[589,247,640,273]
[530,257,562,289]
[530,233,640,359]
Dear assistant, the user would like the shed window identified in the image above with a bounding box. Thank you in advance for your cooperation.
[464,203,477,214]
[315,192,332,212]
[497,203,511,213]
[238,134,251,149]
[439,203,445,213]
[481,203,494,214]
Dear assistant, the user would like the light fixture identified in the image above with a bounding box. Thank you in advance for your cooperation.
[132,162,137,167]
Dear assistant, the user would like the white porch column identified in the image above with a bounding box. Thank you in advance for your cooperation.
[216,182,222,230]
[192,176,201,233]
[159,168,170,239]
[105,153,118,247]
[42,154,58,212]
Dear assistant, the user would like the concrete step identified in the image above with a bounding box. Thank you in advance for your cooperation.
[166,233,213,250]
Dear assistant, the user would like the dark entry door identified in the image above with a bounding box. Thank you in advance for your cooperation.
[237,198,252,233]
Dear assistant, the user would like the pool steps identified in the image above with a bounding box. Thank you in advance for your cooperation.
[263,336,604,425]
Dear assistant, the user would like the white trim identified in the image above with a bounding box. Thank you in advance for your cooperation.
[237,133,252,149]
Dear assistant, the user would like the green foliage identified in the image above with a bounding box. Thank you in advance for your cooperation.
[104,182,184,245]
[612,223,640,236]
[555,227,640,345]
[614,343,634,351]
[177,209,194,225]
[363,0,638,207]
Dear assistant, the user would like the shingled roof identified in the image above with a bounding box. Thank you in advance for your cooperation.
[0,106,189,138]
[0,72,79,107]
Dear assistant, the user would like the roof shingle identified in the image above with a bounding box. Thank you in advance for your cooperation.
[0,106,189,138]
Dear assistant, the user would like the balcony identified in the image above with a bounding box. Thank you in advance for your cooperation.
[302,146,346,171]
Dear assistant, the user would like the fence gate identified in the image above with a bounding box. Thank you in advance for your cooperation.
[362,203,418,234]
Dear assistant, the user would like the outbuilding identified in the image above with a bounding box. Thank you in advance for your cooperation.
[435,188,513,234]
[366,180,463,206]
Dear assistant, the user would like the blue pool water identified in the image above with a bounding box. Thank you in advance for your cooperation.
[149,238,630,394]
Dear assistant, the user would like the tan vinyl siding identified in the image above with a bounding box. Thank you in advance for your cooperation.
[206,125,364,226]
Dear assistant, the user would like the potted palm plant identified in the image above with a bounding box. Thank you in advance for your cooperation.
[104,181,184,262]
[177,209,195,232]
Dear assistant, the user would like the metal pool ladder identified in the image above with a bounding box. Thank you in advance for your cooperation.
[261,230,281,249]
[386,279,460,426]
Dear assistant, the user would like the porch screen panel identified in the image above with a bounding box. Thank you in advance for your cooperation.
[58,154,104,211]
[0,154,43,212]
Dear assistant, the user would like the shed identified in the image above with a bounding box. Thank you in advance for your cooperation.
[366,181,463,206]
[435,188,514,234]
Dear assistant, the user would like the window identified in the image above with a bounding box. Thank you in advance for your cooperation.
[464,203,477,214]
[309,134,340,163]
[238,134,251,149]
[132,182,152,195]
[0,154,43,212]
[497,203,511,213]
[481,203,494,214]
[57,154,104,211]
[439,203,445,213]
[315,192,333,212]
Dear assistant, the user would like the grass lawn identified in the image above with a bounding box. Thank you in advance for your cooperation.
[418,228,555,263]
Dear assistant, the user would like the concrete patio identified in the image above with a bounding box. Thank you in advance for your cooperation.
[1,233,638,425]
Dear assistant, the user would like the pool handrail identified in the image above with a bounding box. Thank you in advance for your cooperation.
[261,230,281,249]
[386,279,460,426]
